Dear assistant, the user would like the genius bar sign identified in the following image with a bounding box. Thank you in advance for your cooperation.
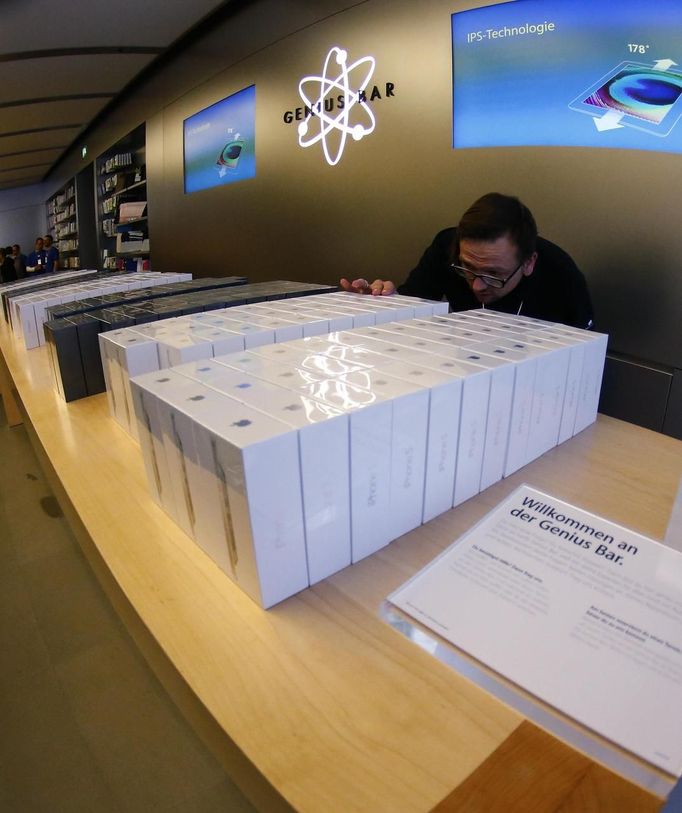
[283,46,395,166]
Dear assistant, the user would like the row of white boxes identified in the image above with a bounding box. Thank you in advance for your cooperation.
[98,292,449,439]
[11,272,192,350]
[129,305,607,608]
[1,269,96,323]
[0,268,93,301]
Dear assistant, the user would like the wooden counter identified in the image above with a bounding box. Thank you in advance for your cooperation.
[2,319,680,812]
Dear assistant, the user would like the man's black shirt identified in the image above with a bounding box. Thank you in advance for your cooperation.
[397,228,594,329]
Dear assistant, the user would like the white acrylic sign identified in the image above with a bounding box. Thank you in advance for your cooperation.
[389,484,682,775]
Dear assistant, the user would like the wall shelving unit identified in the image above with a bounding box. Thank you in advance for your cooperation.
[95,124,149,271]
[45,164,97,270]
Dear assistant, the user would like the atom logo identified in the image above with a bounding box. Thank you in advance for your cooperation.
[298,46,376,166]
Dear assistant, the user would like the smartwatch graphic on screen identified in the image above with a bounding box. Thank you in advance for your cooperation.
[216,138,245,171]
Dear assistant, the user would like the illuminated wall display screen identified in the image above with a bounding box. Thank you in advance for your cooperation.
[452,0,682,153]
[183,85,256,194]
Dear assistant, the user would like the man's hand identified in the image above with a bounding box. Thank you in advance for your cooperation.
[339,278,396,296]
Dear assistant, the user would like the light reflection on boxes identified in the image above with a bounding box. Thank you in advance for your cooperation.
[101,292,448,438]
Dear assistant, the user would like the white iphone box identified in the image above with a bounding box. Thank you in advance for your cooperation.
[129,371,177,518]
[99,329,161,437]
[132,370,308,608]
[470,337,571,465]
[183,367,351,585]
[337,367,430,541]
[372,359,463,523]
[298,376,393,562]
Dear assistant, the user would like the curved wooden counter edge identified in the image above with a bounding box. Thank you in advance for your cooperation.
[2,321,679,812]
[18,405,294,812]
[0,342,22,426]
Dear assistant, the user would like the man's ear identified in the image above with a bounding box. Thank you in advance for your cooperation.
[523,252,538,277]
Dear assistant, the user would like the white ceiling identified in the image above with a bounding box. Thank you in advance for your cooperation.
[0,0,233,190]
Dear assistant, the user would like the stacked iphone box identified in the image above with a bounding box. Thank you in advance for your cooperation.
[129,304,606,608]
[43,275,249,321]
[0,268,102,320]
[42,275,249,402]
[100,291,448,438]
[44,280,337,402]
[13,272,193,350]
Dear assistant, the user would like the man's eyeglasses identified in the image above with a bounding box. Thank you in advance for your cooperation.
[450,260,524,289]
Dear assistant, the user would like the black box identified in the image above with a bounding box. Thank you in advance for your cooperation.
[91,309,136,331]
[44,303,79,319]
[43,319,88,402]
[67,313,106,395]
[130,308,158,325]
[180,303,204,315]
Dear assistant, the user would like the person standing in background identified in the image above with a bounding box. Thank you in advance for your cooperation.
[11,244,27,278]
[0,247,17,282]
[43,234,60,273]
[26,237,47,274]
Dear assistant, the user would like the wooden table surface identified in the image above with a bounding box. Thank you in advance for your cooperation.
[2,318,680,813]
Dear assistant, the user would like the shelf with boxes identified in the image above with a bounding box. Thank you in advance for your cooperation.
[96,123,149,270]
[46,181,78,268]
[45,165,98,271]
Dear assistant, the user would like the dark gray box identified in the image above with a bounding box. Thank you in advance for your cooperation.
[43,319,88,402]
[68,313,106,396]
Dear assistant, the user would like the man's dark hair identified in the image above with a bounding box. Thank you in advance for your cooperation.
[458,193,538,260]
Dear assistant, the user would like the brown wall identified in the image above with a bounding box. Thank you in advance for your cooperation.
[46,0,682,430]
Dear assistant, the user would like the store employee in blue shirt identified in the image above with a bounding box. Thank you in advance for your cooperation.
[44,234,60,273]
[26,237,47,274]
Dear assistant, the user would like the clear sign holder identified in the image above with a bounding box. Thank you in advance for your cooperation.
[664,477,682,553]
[380,600,676,800]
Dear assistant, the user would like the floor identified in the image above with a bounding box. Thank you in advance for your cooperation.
[0,400,257,813]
